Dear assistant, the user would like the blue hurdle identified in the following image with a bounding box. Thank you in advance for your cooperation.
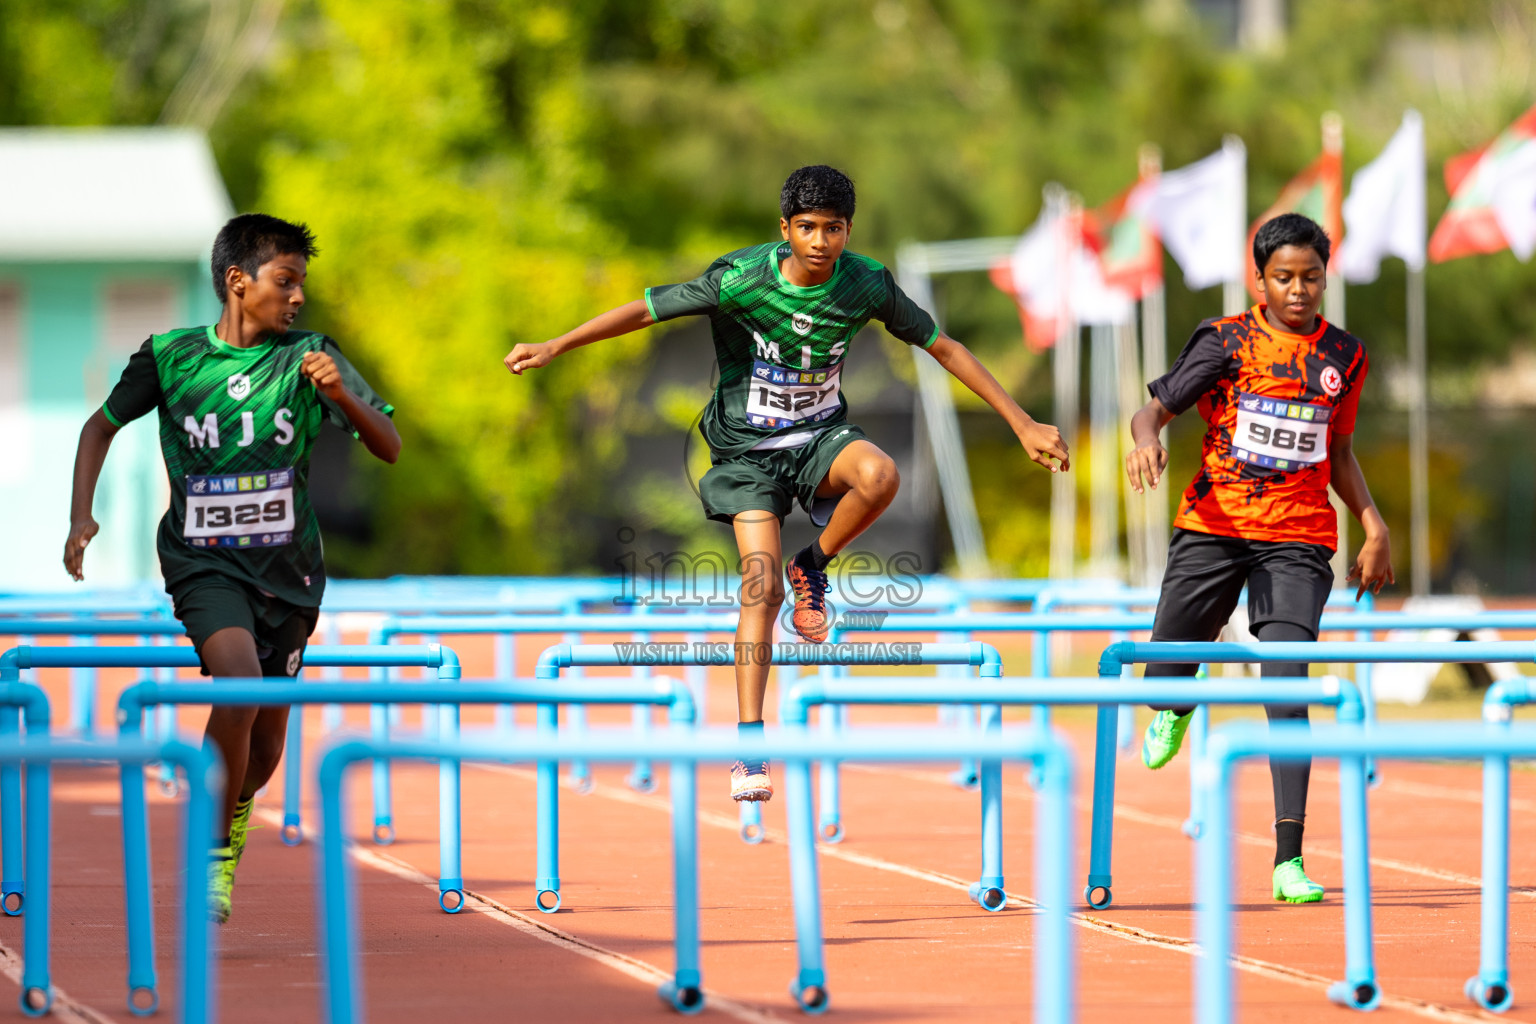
[1094,639,1536,913]
[1476,677,1536,1012]
[116,675,694,1008]
[1197,721,1536,1019]
[781,673,1345,913]
[0,736,217,1022]
[315,726,1074,1020]
[536,639,1003,852]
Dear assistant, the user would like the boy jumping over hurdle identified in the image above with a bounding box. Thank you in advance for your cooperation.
[505,165,1068,803]
[1125,212,1393,902]
[64,214,400,922]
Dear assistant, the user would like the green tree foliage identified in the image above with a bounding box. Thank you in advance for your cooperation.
[5,0,1533,576]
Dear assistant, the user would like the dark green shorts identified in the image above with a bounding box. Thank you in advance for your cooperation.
[699,424,869,525]
[170,574,318,678]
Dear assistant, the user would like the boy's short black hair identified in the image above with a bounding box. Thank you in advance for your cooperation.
[210,213,319,302]
[780,165,856,222]
[1253,212,1330,273]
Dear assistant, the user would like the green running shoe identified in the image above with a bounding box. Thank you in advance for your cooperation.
[230,798,254,867]
[1272,857,1324,903]
[1141,709,1193,769]
[208,846,236,925]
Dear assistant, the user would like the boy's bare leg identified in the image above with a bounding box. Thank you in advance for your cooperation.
[198,627,264,835]
[812,440,899,555]
[732,510,784,722]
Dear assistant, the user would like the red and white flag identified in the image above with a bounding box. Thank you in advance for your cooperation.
[1429,102,1536,263]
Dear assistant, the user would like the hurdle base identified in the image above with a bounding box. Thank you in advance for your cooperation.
[790,974,829,1015]
[1326,978,1382,1011]
[281,815,303,847]
[1466,974,1513,1013]
[127,984,159,1017]
[658,977,705,1016]
[534,879,561,914]
[438,878,465,914]
[968,879,1007,913]
[372,819,395,845]
[1,885,22,917]
[1084,873,1113,911]
[817,818,844,845]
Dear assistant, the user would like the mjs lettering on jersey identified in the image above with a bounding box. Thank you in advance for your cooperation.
[182,409,298,448]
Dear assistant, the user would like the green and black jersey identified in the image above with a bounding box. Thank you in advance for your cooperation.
[102,325,394,606]
[645,243,939,460]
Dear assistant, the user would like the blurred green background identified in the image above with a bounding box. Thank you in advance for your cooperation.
[6,0,1533,587]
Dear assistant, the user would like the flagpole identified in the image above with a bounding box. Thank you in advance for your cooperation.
[1137,143,1169,584]
[1407,263,1430,595]
[1048,186,1079,580]
[1322,111,1351,584]
[1222,134,1249,316]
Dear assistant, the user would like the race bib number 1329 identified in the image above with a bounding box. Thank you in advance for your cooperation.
[1230,392,1331,471]
[183,467,296,548]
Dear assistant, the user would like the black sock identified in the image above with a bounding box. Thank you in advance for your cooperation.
[799,540,833,572]
[1275,820,1303,866]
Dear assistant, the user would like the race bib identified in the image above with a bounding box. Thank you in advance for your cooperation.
[183,467,296,548]
[745,360,843,429]
[1230,392,1330,471]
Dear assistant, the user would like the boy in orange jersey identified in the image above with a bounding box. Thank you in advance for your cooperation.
[1125,212,1393,903]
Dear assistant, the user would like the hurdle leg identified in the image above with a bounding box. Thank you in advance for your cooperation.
[1084,701,1118,909]
[369,699,394,845]
[319,757,363,1024]
[1195,760,1236,1024]
[281,704,304,846]
[1354,633,1379,787]
[815,703,843,844]
[119,712,160,1014]
[19,759,51,1016]
[1182,704,1210,838]
[785,756,829,1013]
[493,633,515,735]
[68,637,97,734]
[154,702,177,796]
[1468,753,1513,1011]
[659,756,704,1014]
[1035,748,1076,1024]
[738,799,764,844]
[180,753,216,1024]
[438,704,464,913]
[0,707,22,915]
[534,702,561,912]
[1327,751,1381,1010]
[969,703,1006,912]
[626,702,656,793]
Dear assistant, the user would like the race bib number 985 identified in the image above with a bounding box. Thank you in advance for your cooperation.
[183,467,296,548]
[745,360,843,430]
[1230,392,1330,471]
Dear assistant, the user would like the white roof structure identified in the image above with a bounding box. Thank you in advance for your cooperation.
[0,128,234,261]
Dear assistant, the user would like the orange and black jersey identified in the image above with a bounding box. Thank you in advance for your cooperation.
[1149,306,1368,550]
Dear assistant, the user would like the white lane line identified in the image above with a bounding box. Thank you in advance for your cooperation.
[466,765,1524,1024]
[0,943,119,1024]
[1314,766,1536,815]
[256,808,779,1023]
[843,763,1536,898]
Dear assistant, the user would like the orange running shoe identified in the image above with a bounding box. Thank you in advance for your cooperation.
[785,555,831,643]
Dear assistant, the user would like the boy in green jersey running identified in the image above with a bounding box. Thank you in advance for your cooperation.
[64,214,401,922]
[505,166,1068,802]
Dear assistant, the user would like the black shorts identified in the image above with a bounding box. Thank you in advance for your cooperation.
[170,574,318,678]
[698,424,868,525]
[1150,528,1334,643]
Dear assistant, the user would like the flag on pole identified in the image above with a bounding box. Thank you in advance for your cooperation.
[1428,102,1536,263]
[1148,143,1246,291]
[1246,149,1343,300]
[1340,110,1426,282]
[1083,177,1162,300]
[991,195,1134,349]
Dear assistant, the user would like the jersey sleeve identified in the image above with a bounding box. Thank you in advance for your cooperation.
[101,337,162,427]
[1331,346,1368,435]
[1148,322,1226,415]
[316,337,395,438]
[645,258,730,322]
[875,270,940,348]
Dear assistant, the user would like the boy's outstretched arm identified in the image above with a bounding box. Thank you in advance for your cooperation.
[1329,432,1394,600]
[504,299,654,375]
[64,409,120,581]
[1126,397,1176,493]
[925,334,1069,472]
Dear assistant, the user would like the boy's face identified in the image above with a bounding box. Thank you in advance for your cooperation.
[1256,244,1326,332]
[229,252,307,335]
[780,210,850,278]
